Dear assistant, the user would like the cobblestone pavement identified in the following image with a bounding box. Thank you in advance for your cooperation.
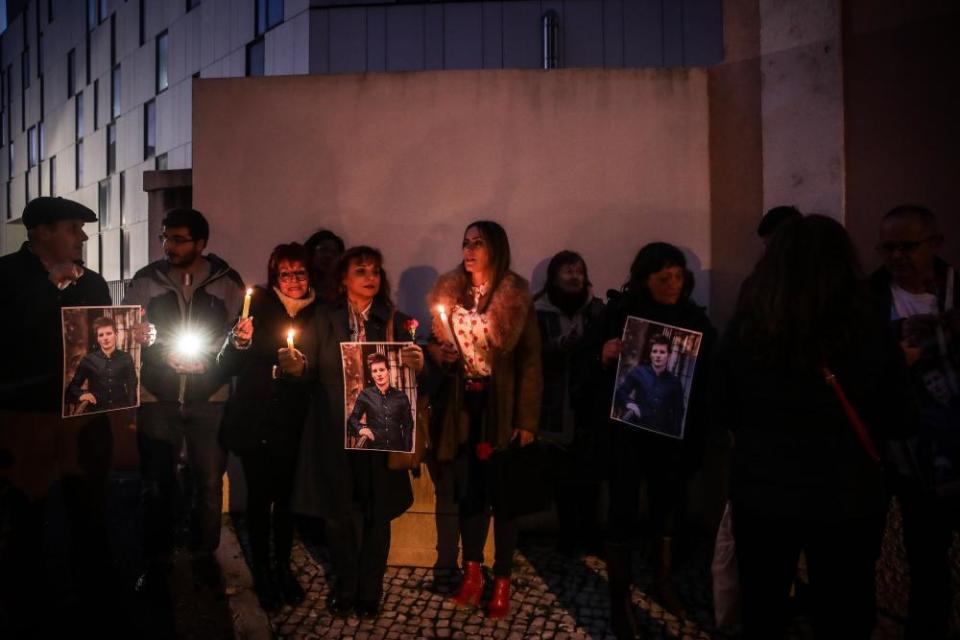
[234,501,960,640]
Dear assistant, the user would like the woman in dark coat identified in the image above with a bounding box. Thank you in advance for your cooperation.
[285,246,424,619]
[219,243,317,610]
[596,242,716,638]
[534,250,605,553]
[426,220,542,619]
[713,215,912,639]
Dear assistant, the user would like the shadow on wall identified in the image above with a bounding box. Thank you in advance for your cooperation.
[397,265,440,335]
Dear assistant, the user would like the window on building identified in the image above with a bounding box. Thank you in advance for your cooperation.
[49,155,56,196]
[48,0,54,23]
[5,180,11,220]
[76,91,84,140]
[99,179,110,229]
[144,99,156,159]
[22,50,30,90]
[0,108,4,147]
[256,0,284,36]
[76,140,84,188]
[38,34,44,74]
[25,173,30,203]
[67,49,76,97]
[99,0,107,23]
[155,153,168,171]
[119,170,126,225]
[110,15,116,67]
[139,0,146,47]
[93,79,99,131]
[39,122,45,161]
[156,31,169,94]
[28,126,38,168]
[246,38,265,77]
[187,0,203,11]
[8,141,13,175]
[111,66,121,120]
[107,123,116,174]
[87,0,98,31]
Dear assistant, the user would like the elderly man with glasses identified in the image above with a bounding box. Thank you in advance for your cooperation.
[122,207,246,596]
[869,204,959,640]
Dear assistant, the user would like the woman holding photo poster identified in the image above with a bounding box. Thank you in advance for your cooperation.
[596,242,715,636]
[217,243,317,610]
[426,221,542,619]
[283,246,424,620]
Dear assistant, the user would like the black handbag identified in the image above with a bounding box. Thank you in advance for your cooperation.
[486,439,552,519]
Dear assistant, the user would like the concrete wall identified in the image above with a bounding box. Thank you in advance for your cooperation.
[192,69,712,325]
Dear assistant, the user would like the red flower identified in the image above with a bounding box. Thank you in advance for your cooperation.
[475,442,494,461]
[404,318,419,341]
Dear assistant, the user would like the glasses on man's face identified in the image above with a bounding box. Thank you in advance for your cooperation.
[278,270,309,283]
[158,233,196,246]
[876,236,936,255]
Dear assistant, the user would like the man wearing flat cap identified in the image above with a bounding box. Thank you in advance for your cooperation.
[0,197,117,631]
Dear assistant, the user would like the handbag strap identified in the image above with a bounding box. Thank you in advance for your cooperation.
[822,365,881,464]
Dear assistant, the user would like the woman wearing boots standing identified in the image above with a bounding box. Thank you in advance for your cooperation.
[596,243,716,638]
[426,221,542,619]
[219,243,317,610]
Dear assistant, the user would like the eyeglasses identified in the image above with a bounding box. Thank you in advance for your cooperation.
[158,234,196,246]
[278,270,309,283]
[876,236,937,254]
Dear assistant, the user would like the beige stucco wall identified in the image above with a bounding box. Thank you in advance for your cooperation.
[192,69,711,322]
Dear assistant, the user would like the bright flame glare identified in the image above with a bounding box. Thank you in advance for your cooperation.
[176,332,203,357]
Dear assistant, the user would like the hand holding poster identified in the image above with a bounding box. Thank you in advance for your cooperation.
[341,342,417,453]
[62,305,142,418]
[610,316,703,439]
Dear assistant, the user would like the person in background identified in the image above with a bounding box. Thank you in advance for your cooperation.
[426,220,542,619]
[219,243,317,610]
[534,250,605,554]
[757,205,801,245]
[596,242,716,637]
[304,229,346,305]
[714,214,912,639]
[868,204,959,639]
[123,207,246,593]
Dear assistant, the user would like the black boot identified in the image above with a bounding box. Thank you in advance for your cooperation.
[252,560,280,611]
[275,560,305,606]
[605,542,641,640]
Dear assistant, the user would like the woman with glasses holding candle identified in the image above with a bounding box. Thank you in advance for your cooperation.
[218,243,317,610]
[284,246,424,619]
[426,220,542,619]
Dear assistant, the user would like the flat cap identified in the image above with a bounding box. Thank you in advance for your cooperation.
[22,197,97,229]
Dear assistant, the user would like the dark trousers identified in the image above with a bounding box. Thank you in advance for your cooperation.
[733,504,884,640]
[137,401,226,557]
[899,485,955,639]
[607,454,685,543]
[240,447,297,568]
[325,508,391,603]
[460,510,518,577]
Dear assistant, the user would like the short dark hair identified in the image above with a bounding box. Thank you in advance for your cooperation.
[758,205,802,238]
[366,352,389,369]
[883,204,939,233]
[305,229,345,255]
[266,243,311,289]
[335,246,393,309]
[93,316,116,332]
[162,208,209,242]
[648,334,670,351]
[624,242,690,301]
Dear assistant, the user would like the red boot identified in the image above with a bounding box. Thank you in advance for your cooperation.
[451,561,484,608]
[487,577,511,619]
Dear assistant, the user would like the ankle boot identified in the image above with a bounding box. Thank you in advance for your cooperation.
[487,577,511,619]
[252,561,280,611]
[274,560,305,606]
[654,536,686,618]
[451,561,484,608]
[605,542,641,640]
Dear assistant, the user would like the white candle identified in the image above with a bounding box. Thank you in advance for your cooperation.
[241,288,253,318]
[437,305,458,350]
[286,328,295,351]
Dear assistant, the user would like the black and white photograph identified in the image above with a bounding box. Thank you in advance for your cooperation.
[341,342,417,453]
[610,316,703,439]
[61,305,142,418]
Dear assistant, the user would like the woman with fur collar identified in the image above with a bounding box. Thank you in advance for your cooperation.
[426,220,543,619]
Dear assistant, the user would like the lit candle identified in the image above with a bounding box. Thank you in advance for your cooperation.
[241,288,253,318]
[437,305,458,350]
[287,328,295,351]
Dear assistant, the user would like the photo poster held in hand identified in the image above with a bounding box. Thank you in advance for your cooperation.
[341,342,417,454]
[62,305,142,418]
[610,316,703,439]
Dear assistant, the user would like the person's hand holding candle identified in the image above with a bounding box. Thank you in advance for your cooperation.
[277,345,306,377]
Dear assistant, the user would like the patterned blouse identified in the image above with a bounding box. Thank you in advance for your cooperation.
[452,284,493,378]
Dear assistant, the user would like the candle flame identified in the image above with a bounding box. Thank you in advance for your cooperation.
[437,304,446,315]
[287,328,295,341]
[246,287,253,295]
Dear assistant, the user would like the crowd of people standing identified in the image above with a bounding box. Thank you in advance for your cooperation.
[0,196,957,639]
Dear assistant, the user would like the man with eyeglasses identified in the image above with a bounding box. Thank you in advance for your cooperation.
[869,204,959,639]
[122,207,246,595]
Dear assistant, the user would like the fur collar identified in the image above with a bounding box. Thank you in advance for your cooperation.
[272,286,316,317]
[427,268,532,354]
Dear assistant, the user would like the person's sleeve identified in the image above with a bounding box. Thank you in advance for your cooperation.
[125,354,138,405]
[401,394,414,451]
[513,302,543,433]
[121,275,149,307]
[347,391,367,436]
[65,359,90,404]
[614,369,637,407]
